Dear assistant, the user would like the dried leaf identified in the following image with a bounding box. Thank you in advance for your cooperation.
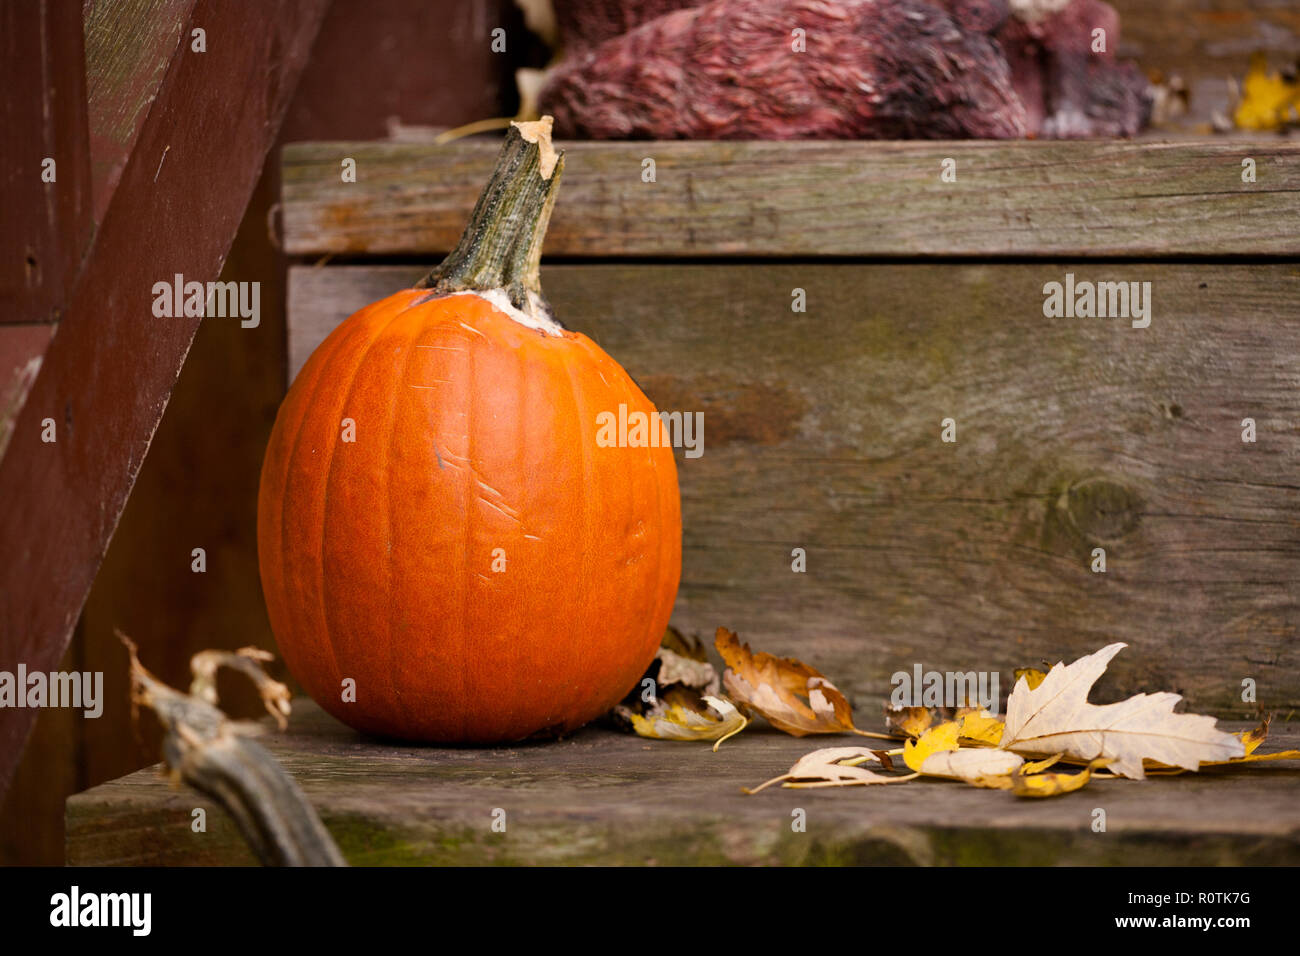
[657,627,721,697]
[1013,667,1047,691]
[716,628,889,739]
[999,643,1244,779]
[883,704,934,739]
[609,628,722,734]
[919,748,1024,789]
[1021,753,1063,774]
[958,710,1005,746]
[1240,716,1271,756]
[901,720,1022,787]
[1234,52,1300,131]
[745,746,910,793]
[1012,759,1109,798]
[1145,717,1300,774]
[902,721,961,772]
[623,689,746,750]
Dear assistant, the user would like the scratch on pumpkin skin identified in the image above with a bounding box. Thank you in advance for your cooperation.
[457,322,488,340]
[478,495,521,523]
[475,478,506,498]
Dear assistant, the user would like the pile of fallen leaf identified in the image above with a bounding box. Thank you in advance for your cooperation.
[609,629,1299,798]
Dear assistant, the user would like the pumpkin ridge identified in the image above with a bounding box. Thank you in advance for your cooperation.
[316,296,422,734]
[561,352,603,722]
[271,299,399,697]
[380,309,428,733]
[458,315,476,741]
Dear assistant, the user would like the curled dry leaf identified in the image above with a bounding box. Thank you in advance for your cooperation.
[657,627,721,697]
[624,689,747,750]
[957,709,1005,746]
[1242,717,1271,755]
[883,704,933,739]
[716,627,890,739]
[903,721,1022,788]
[609,627,727,739]
[919,748,1024,789]
[902,721,961,772]
[1021,753,1064,774]
[1011,759,1109,798]
[745,746,911,794]
[999,643,1244,779]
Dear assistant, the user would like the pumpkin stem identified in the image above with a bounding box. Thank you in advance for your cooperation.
[417,116,565,327]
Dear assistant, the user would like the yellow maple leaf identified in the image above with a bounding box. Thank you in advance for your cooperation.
[1234,53,1300,131]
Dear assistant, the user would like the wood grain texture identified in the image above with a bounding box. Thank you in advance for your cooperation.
[65,699,1300,866]
[0,0,330,803]
[288,263,1300,715]
[0,0,93,324]
[282,139,1300,257]
[0,324,56,461]
[82,0,195,223]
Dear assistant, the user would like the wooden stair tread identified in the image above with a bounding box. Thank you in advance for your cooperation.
[67,700,1300,866]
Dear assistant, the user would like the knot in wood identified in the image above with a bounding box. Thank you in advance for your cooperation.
[1059,476,1142,544]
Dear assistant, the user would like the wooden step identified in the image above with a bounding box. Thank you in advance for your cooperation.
[66,700,1300,866]
[281,139,1300,258]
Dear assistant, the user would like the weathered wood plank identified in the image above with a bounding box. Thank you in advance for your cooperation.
[66,700,1300,866]
[0,324,56,462]
[282,140,1300,257]
[287,263,1300,715]
[0,0,331,803]
[83,0,195,223]
[0,0,93,324]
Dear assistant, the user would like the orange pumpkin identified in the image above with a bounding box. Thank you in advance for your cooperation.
[258,119,681,742]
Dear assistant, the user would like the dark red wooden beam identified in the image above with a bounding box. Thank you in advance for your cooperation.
[0,0,93,325]
[0,0,332,799]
